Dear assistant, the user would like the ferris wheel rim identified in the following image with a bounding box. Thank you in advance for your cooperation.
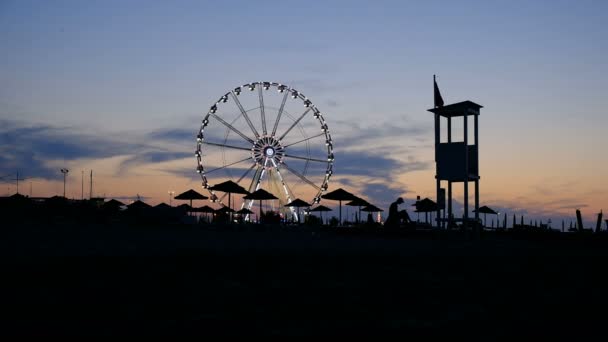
[195,81,334,208]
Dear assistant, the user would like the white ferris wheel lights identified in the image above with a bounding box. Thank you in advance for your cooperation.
[197,81,333,209]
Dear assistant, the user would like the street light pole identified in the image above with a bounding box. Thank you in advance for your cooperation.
[60,168,69,198]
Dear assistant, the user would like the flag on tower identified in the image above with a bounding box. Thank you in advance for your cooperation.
[434,75,444,108]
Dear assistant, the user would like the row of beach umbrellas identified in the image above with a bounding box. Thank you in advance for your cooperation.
[117,181,386,225]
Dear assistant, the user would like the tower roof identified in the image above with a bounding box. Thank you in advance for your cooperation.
[428,100,483,117]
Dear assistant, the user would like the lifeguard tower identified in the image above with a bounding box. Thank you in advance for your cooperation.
[428,100,483,229]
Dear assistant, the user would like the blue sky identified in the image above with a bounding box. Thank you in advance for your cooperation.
[1,0,607,225]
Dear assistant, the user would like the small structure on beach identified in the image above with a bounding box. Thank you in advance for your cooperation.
[428,76,482,229]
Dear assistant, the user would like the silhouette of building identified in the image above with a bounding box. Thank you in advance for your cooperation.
[429,100,483,229]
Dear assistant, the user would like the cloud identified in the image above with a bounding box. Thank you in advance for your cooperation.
[147,128,196,144]
[0,119,144,179]
[117,150,193,175]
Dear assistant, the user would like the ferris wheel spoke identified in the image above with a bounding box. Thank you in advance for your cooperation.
[203,141,252,152]
[283,154,328,163]
[205,157,253,175]
[281,162,321,190]
[210,113,255,144]
[258,87,267,136]
[230,92,260,139]
[278,108,312,141]
[283,132,326,148]
[271,90,289,137]
[271,159,294,202]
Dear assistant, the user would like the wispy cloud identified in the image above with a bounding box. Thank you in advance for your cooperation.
[0,119,144,179]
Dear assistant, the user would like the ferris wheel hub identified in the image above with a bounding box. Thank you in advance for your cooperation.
[252,136,284,167]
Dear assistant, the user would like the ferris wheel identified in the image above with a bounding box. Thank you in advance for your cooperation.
[196,81,334,218]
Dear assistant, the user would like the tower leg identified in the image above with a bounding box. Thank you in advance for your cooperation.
[475,179,480,230]
[464,180,469,230]
[448,181,453,229]
[436,178,441,229]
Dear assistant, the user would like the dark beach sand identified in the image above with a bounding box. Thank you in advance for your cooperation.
[2,224,607,337]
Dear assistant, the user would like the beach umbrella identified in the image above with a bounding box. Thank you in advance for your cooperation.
[174,189,208,208]
[154,202,172,210]
[346,196,370,223]
[362,204,384,224]
[503,213,508,229]
[512,214,516,228]
[413,198,438,224]
[193,205,215,213]
[192,204,216,222]
[128,199,151,210]
[321,188,357,225]
[243,189,278,223]
[176,203,193,215]
[362,204,384,213]
[284,198,311,224]
[310,205,332,224]
[521,215,524,226]
[208,180,250,222]
[236,207,255,222]
[473,205,498,227]
[103,199,125,211]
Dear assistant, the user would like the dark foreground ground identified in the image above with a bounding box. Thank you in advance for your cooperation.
[2,223,608,337]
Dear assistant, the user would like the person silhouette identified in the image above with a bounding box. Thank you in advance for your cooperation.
[385,197,411,228]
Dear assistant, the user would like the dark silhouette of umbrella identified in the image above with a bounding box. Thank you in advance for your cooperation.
[284,198,311,224]
[310,205,332,224]
[128,199,151,210]
[192,204,216,222]
[176,203,193,214]
[236,207,255,222]
[362,204,384,213]
[154,202,172,210]
[346,196,369,223]
[243,189,278,223]
[193,205,215,213]
[413,198,438,224]
[361,204,383,224]
[321,188,357,225]
[412,198,438,212]
[103,199,125,211]
[473,205,498,227]
[208,180,250,222]
[174,189,208,208]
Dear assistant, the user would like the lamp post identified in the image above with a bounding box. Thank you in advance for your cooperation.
[60,168,69,198]
[168,190,175,206]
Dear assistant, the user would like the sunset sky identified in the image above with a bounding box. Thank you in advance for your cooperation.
[1,0,606,225]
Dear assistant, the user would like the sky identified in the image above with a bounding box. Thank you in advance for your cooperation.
[1,0,607,226]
